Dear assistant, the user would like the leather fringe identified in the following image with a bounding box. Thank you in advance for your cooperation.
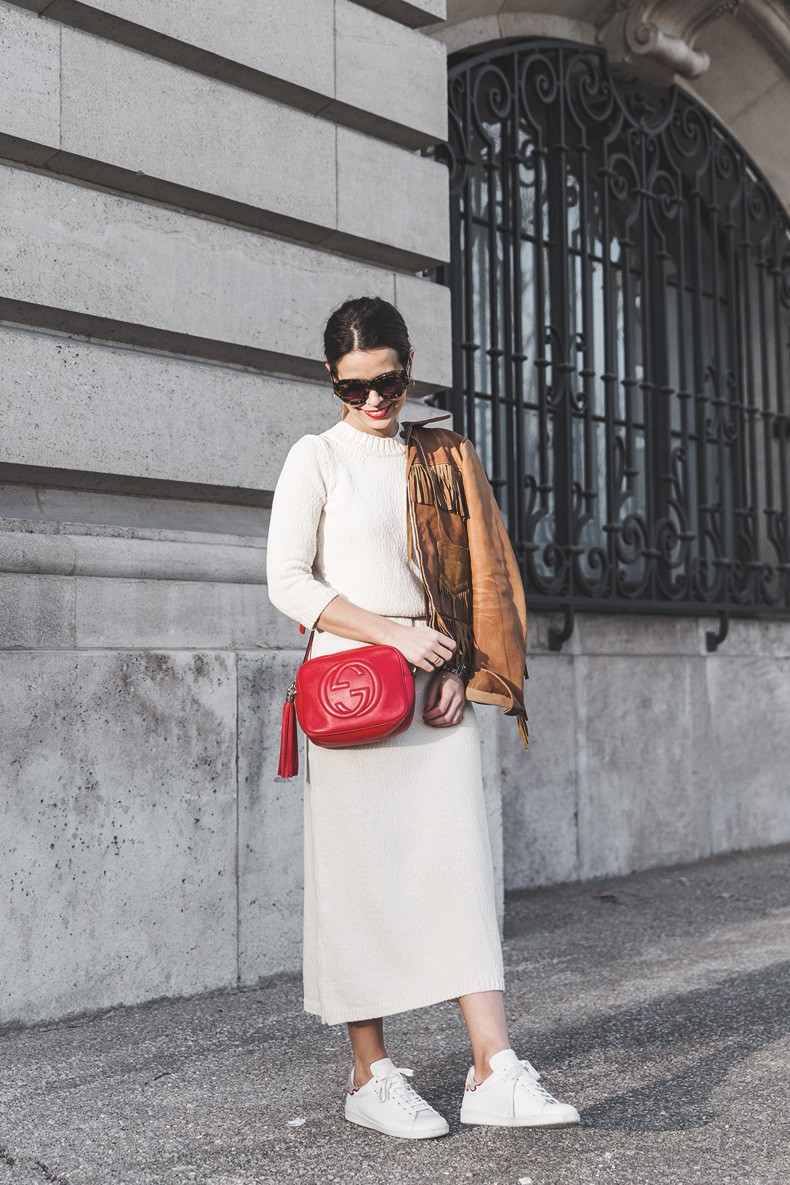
[516,713,529,753]
[427,597,473,675]
[408,463,469,520]
[437,579,472,620]
[406,495,413,563]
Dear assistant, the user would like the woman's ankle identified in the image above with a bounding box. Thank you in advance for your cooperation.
[473,1045,512,1083]
[353,1055,387,1087]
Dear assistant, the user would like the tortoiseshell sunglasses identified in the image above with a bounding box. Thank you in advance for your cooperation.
[330,368,411,407]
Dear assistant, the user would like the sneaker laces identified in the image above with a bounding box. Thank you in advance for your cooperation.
[501,1058,560,1104]
[376,1066,432,1114]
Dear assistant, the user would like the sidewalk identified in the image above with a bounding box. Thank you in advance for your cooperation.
[1,846,788,1185]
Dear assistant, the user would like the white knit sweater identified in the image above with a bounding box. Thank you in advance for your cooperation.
[266,418,427,630]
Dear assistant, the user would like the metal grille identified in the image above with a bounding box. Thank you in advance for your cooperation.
[425,40,790,646]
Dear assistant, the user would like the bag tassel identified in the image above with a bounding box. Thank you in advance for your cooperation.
[516,712,530,753]
[278,694,299,778]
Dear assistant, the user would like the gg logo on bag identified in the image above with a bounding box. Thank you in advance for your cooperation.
[321,659,382,716]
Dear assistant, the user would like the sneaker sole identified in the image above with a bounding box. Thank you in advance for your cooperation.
[460,1109,580,1128]
[345,1108,449,1139]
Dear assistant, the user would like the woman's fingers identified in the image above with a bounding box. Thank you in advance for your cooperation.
[424,635,455,672]
[422,675,465,726]
[434,636,456,661]
[423,679,440,711]
[416,626,456,660]
[417,656,441,672]
[396,625,457,672]
[424,709,462,726]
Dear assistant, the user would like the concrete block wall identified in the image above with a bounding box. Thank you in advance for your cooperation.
[0,0,456,1028]
[3,0,788,1029]
[500,612,790,891]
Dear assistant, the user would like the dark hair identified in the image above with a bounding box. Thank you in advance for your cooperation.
[323,296,411,378]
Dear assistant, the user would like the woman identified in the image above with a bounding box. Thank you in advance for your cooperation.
[266,296,580,1139]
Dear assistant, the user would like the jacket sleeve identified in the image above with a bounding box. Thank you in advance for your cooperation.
[460,436,530,750]
[265,434,341,630]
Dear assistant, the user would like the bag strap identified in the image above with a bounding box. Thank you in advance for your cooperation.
[286,625,315,702]
[288,625,421,698]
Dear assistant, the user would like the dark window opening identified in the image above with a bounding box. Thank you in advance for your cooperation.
[424,40,790,624]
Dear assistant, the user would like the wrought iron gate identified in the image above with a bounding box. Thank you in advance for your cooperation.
[425,40,790,646]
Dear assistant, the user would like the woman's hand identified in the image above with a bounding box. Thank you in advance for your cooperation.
[386,623,457,673]
[312,602,458,677]
[422,671,466,728]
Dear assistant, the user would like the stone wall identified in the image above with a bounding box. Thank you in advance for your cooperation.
[501,613,790,891]
[2,0,788,1028]
[0,0,455,1027]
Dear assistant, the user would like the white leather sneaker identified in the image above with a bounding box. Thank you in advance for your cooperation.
[344,1055,449,1139]
[459,1047,580,1128]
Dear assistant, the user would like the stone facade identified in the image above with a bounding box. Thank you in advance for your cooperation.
[1,0,788,1026]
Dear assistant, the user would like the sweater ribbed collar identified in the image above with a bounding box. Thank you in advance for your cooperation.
[324,418,406,456]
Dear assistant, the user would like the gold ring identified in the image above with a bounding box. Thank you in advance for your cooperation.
[433,656,442,666]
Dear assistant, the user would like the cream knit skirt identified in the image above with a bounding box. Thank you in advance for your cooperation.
[302,614,505,1025]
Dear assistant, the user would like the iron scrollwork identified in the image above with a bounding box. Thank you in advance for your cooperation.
[424,40,790,646]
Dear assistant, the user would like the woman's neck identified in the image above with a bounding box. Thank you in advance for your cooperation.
[342,414,401,440]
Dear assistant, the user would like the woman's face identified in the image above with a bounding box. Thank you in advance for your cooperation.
[325,346,413,436]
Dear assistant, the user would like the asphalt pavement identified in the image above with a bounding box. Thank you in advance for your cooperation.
[1,845,788,1185]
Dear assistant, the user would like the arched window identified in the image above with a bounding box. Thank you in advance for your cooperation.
[426,39,790,646]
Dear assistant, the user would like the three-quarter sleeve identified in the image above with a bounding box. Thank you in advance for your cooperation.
[265,434,340,630]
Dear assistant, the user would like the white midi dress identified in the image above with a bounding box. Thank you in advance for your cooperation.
[266,417,505,1026]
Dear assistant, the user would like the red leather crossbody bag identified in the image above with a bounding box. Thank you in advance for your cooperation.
[277,627,416,778]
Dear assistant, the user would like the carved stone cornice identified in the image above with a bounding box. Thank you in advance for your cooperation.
[731,0,790,70]
[596,0,790,79]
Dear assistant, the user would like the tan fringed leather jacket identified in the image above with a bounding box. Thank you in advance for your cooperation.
[401,414,530,753]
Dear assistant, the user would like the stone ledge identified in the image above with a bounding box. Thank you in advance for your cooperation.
[0,530,265,583]
[0,7,449,273]
[0,325,337,493]
[4,0,447,148]
[527,607,790,657]
[0,166,453,390]
[0,517,264,546]
[0,572,291,650]
[351,0,446,27]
